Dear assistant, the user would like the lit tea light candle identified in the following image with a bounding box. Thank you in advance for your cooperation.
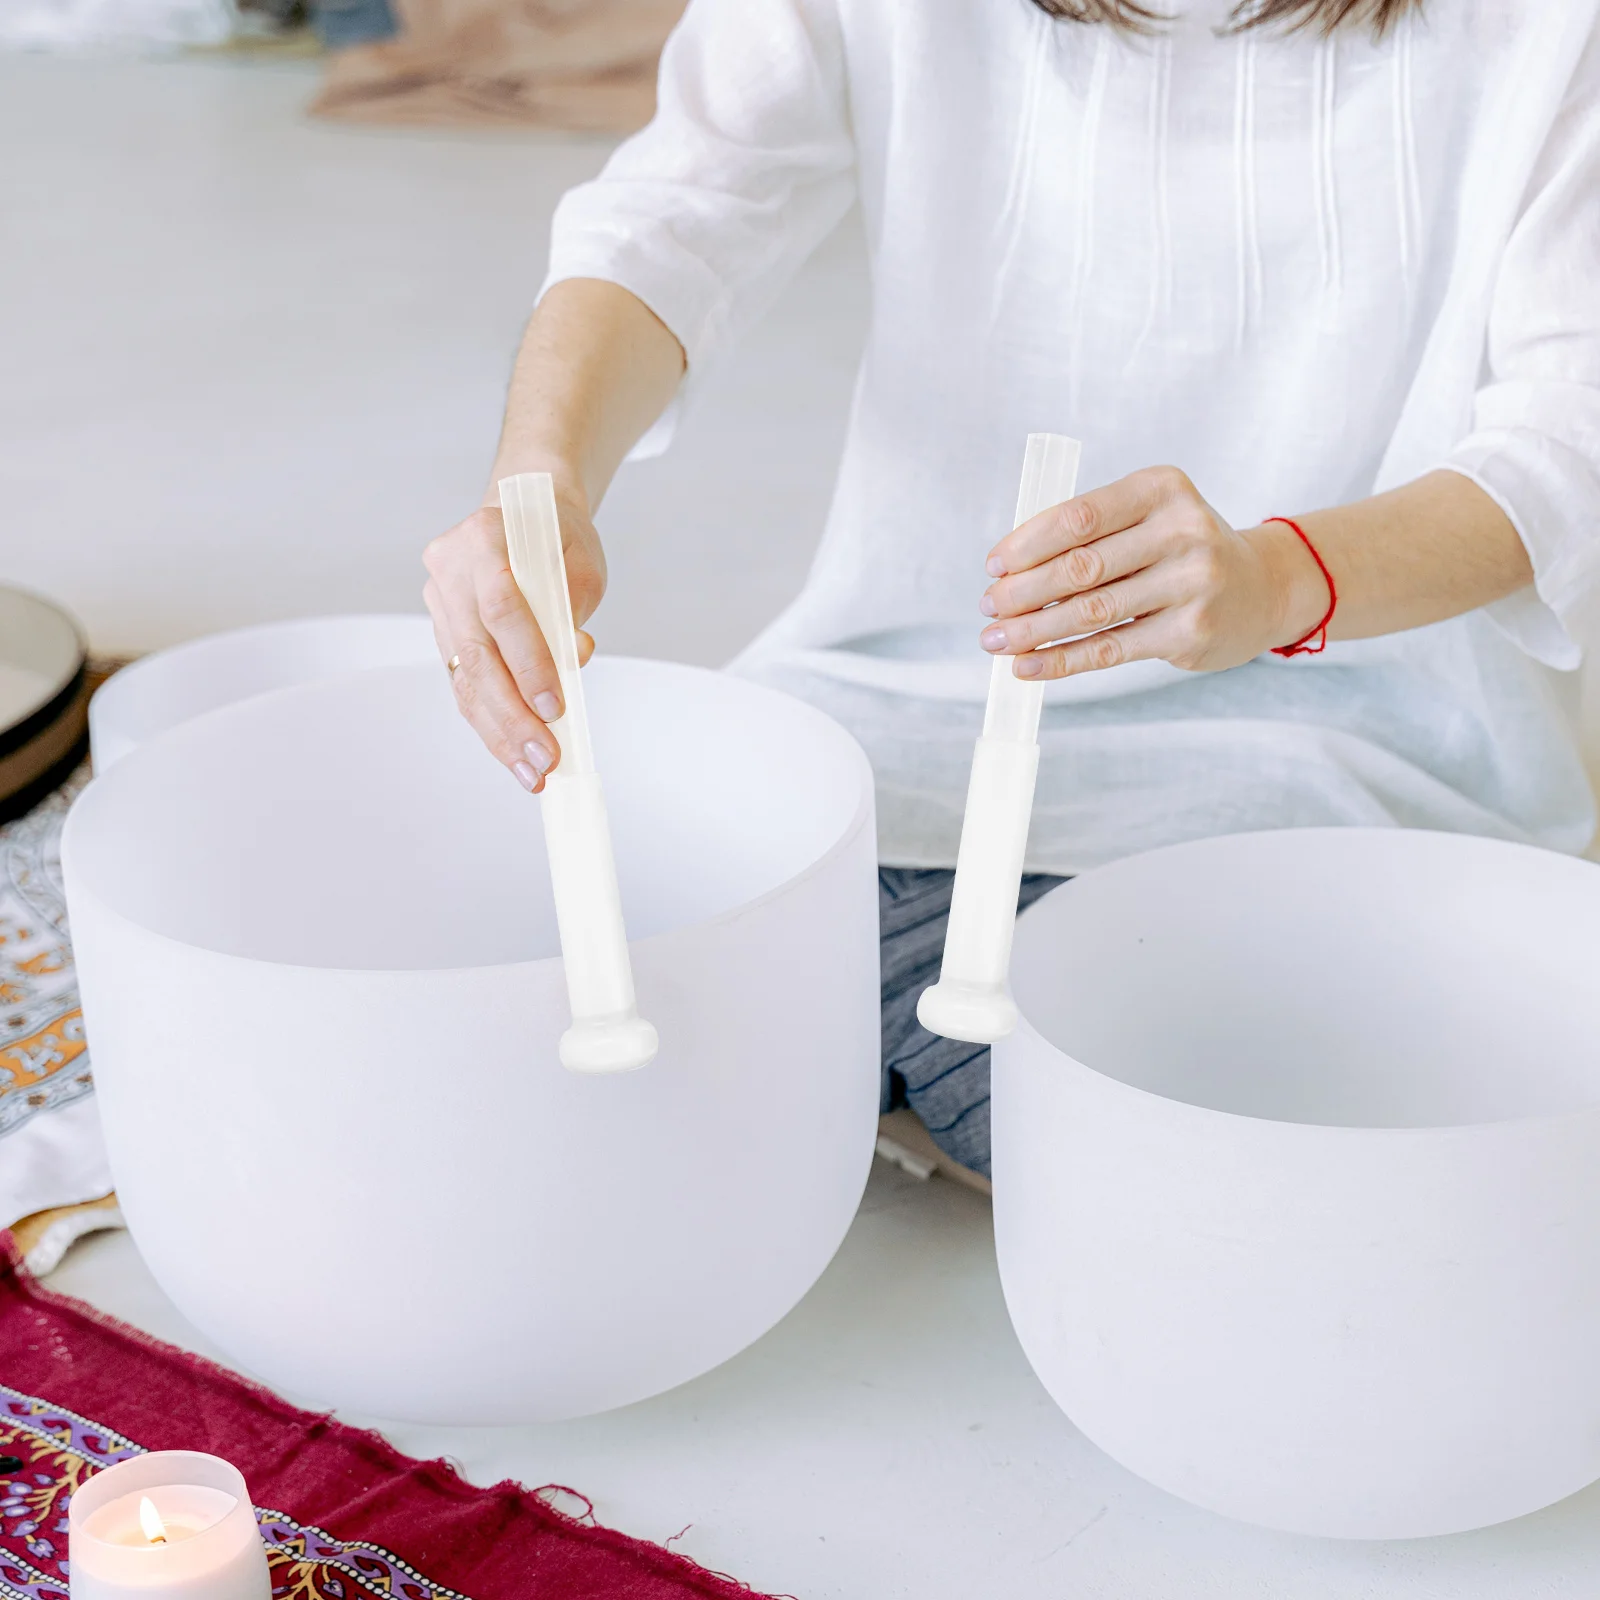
[69,1450,271,1598]
[139,1497,166,1545]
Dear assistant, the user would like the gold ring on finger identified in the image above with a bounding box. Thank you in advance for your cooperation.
[447,654,461,676]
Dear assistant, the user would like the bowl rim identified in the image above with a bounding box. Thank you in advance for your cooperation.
[63,654,877,979]
[87,612,434,765]
[0,583,87,751]
[1004,825,1600,1137]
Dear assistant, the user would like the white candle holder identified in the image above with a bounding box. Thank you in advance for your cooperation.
[62,657,879,1423]
[994,827,1600,1539]
[68,1451,270,1599]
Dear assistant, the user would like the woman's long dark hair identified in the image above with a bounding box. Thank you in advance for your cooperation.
[1029,0,1420,35]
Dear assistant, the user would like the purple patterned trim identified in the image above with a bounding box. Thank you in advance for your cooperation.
[0,1384,141,1470]
[0,1547,67,1600]
[258,1512,473,1600]
[0,1381,473,1600]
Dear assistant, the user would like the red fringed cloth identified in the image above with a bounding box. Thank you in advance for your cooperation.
[0,1241,785,1600]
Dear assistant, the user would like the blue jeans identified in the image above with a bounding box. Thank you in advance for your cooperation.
[878,867,1066,1180]
[314,0,395,48]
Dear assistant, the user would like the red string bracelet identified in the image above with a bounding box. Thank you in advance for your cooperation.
[1265,516,1337,657]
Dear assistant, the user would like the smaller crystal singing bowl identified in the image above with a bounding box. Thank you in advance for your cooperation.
[87,612,436,772]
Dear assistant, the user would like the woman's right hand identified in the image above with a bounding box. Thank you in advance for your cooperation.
[422,483,607,793]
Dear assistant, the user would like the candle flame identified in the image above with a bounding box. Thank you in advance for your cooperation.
[138,1496,168,1545]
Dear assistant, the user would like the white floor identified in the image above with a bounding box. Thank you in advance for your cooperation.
[42,1162,1600,1600]
[9,51,1600,1600]
[0,54,862,667]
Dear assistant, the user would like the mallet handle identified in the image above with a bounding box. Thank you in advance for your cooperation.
[916,434,1081,1045]
[501,473,657,1073]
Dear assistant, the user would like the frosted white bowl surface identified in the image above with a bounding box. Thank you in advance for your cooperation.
[64,658,879,1422]
[994,827,1600,1539]
[88,613,436,771]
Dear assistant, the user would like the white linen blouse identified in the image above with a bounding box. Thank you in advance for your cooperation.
[545,0,1600,873]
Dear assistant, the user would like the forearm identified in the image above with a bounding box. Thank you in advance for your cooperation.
[424,279,684,790]
[486,278,686,512]
[1259,469,1534,645]
[984,463,1542,682]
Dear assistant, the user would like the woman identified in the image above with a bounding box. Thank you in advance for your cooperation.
[424,0,1600,1179]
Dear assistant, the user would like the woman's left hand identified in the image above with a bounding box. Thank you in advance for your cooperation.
[979,465,1330,679]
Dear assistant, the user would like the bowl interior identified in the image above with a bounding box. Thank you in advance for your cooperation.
[0,586,82,732]
[1010,829,1600,1129]
[88,613,435,768]
[68,658,867,970]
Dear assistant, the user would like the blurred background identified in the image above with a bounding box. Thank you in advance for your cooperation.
[0,9,1595,788]
[0,2,866,673]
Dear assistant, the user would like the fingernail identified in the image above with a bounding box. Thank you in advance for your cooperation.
[1015,656,1044,679]
[533,691,562,722]
[987,556,1007,578]
[524,740,555,775]
[512,760,540,793]
[980,626,1007,652]
[979,594,998,617]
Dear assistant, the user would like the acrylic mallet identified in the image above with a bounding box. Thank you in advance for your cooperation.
[501,472,658,1073]
[917,433,1081,1045]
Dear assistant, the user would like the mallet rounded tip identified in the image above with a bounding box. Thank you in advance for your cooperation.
[916,981,1018,1045]
[560,1013,660,1074]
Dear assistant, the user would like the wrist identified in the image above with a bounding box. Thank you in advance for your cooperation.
[483,447,591,518]
[1248,518,1333,649]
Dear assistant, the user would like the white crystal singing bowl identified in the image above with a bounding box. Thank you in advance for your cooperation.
[63,658,880,1423]
[994,828,1600,1540]
[88,613,436,771]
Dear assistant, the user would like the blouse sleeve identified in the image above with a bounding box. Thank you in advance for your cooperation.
[1445,20,1600,669]
[540,0,856,456]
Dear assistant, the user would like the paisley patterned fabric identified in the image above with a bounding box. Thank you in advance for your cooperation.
[0,1381,473,1600]
[0,766,111,1233]
[0,769,90,1142]
[0,1245,782,1600]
